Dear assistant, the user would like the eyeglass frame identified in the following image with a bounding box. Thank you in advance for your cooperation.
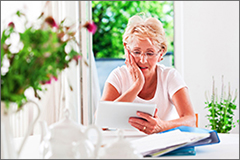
[127,45,162,59]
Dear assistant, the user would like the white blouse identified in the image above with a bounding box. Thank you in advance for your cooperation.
[105,64,188,121]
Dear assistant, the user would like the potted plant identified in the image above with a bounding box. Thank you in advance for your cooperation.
[1,9,97,110]
[205,76,239,133]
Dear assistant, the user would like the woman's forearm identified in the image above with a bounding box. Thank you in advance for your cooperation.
[114,82,143,102]
[159,114,196,132]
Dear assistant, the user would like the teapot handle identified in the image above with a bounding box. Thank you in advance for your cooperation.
[17,100,41,156]
[84,124,102,159]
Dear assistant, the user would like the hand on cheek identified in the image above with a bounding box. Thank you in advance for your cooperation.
[124,48,145,88]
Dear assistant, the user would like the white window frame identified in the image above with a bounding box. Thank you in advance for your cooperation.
[78,1,95,126]
[173,1,185,77]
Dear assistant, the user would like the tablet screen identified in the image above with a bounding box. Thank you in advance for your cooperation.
[95,101,157,130]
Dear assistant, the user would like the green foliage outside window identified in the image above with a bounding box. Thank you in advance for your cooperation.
[92,1,174,59]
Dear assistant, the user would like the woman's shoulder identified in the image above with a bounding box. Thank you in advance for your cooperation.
[157,64,177,74]
[111,65,129,76]
[157,64,184,81]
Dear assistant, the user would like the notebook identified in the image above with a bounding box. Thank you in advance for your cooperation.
[160,126,220,147]
[145,126,220,157]
[130,129,210,157]
[95,101,157,130]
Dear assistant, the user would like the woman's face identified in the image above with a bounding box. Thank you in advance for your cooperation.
[127,38,163,77]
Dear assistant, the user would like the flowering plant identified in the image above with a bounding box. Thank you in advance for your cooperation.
[205,76,238,133]
[1,9,97,109]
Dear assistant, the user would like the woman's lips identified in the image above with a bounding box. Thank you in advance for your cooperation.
[139,66,148,70]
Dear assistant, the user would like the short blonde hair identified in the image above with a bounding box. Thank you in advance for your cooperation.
[122,15,168,56]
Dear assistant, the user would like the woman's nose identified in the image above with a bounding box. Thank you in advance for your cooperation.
[140,54,147,63]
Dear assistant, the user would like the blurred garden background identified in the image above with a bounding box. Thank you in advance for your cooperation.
[92,1,174,59]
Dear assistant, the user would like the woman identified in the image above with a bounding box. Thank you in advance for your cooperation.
[101,15,196,134]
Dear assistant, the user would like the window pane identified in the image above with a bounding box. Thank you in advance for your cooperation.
[92,1,174,60]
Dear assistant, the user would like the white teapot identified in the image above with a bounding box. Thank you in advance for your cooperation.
[99,129,143,159]
[39,108,102,159]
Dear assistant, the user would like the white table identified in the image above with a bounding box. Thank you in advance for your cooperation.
[14,131,239,159]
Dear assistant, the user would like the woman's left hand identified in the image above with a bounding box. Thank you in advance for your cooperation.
[128,108,166,134]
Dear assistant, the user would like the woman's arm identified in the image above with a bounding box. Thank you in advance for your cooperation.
[170,87,196,127]
[128,87,196,134]
[158,87,196,131]
[101,82,141,102]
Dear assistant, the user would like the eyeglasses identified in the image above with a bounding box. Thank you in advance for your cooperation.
[127,47,161,59]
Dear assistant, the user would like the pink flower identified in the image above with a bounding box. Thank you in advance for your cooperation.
[52,76,58,81]
[73,55,82,60]
[73,55,82,64]
[8,22,15,28]
[42,76,58,85]
[45,16,58,29]
[83,21,97,34]
[45,79,51,84]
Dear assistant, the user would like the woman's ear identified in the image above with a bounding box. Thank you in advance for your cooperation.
[123,43,128,57]
[123,43,127,50]
[157,50,164,62]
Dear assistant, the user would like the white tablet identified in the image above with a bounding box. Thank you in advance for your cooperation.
[95,101,157,130]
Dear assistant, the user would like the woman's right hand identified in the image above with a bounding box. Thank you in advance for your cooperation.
[101,47,145,102]
[124,47,145,91]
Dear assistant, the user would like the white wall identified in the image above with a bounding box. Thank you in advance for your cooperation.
[175,1,239,133]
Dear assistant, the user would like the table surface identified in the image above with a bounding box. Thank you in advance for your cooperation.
[14,130,239,159]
